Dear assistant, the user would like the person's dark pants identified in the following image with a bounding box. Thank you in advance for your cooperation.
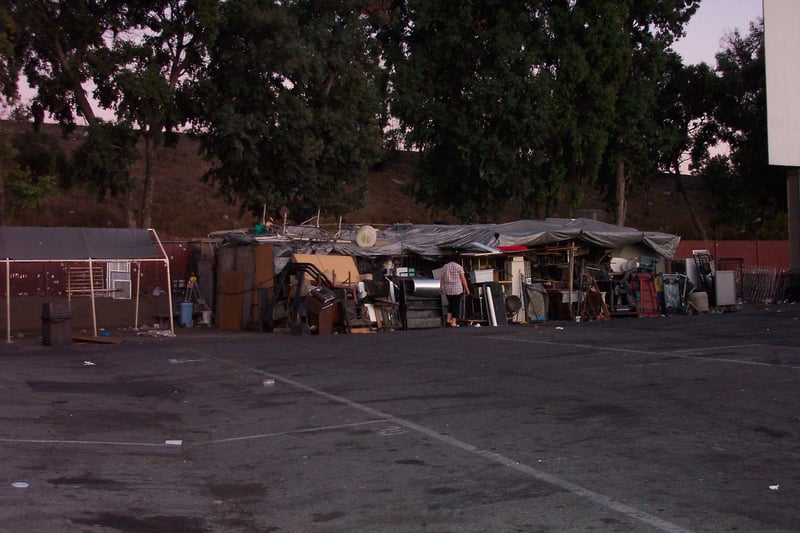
[446,293,463,319]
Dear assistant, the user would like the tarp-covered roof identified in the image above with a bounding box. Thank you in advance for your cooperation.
[0,227,163,261]
[256,218,681,260]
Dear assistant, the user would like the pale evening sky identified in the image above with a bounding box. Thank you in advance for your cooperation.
[673,0,764,65]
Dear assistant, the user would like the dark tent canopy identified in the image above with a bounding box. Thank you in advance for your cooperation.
[0,227,162,261]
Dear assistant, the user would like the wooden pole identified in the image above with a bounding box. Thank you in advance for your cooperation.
[568,244,575,319]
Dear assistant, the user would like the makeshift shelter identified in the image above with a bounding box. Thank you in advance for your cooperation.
[0,227,174,342]
[208,218,680,330]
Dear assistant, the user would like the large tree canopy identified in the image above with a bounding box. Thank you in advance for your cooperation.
[5,0,776,238]
[191,0,385,222]
[595,0,700,226]
[384,0,698,223]
[8,0,128,128]
[95,0,219,228]
[0,5,18,100]
[691,21,785,239]
[384,1,553,222]
[6,0,218,229]
[0,121,60,224]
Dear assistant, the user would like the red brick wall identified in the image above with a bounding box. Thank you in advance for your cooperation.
[675,241,790,271]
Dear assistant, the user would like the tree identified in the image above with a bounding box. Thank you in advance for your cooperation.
[8,1,218,228]
[592,0,699,226]
[657,59,717,240]
[0,4,18,100]
[691,21,785,238]
[8,0,125,128]
[96,0,218,228]
[61,121,139,201]
[0,120,60,223]
[384,1,695,223]
[384,1,552,221]
[191,0,384,222]
[542,1,634,219]
[7,0,144,224]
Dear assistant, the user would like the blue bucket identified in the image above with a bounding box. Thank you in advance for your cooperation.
[179,302,194,327]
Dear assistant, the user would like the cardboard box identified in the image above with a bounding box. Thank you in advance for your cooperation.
[291,253,360,285]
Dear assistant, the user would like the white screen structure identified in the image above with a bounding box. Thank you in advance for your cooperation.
[764,0,800,166]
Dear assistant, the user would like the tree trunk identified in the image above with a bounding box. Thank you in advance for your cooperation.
[0,125,9,225]
[614,158,627,226]
[0,171,5,226]
[125,190,138,228]
[672,170,708,240]
[52,36,97,126]
[141,133,155,228]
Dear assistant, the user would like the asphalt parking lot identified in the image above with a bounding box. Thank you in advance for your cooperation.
[1,304,799,532]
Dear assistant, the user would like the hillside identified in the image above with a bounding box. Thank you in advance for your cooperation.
[3,120,716,240]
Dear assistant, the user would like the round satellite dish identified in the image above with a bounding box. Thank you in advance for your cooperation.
[356,225,377,247]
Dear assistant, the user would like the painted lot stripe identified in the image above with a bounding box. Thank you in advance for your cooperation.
[0,438,180,448]
[483,336,800,369]
[196,350,692,533]
[191,419,386,446]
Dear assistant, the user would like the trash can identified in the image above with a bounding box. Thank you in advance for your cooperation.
[42,302,72,346]
[179,302,194,328]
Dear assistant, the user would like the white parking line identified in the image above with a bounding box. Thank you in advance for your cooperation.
[0,437,178,448]
[483,336,800,369]
[228,365,692,533]
[191,419,386,446]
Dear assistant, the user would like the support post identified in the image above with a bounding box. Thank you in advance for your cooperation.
[89,258,98,337]
[134,261,141,330]
[149,229,174,335]
[6,258,10,343]
[568,244,575,319]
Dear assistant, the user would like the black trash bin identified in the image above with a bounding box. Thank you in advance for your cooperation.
[42,302,73,346]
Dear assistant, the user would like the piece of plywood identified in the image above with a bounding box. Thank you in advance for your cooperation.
[254,244,275,297]
[219,271,245,330]
[253,245,275,328]
[291,254,360,285]
[236,246,255,326]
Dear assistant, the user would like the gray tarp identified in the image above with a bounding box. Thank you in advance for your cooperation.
[0,227,162,261]
[255,218,680,270]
